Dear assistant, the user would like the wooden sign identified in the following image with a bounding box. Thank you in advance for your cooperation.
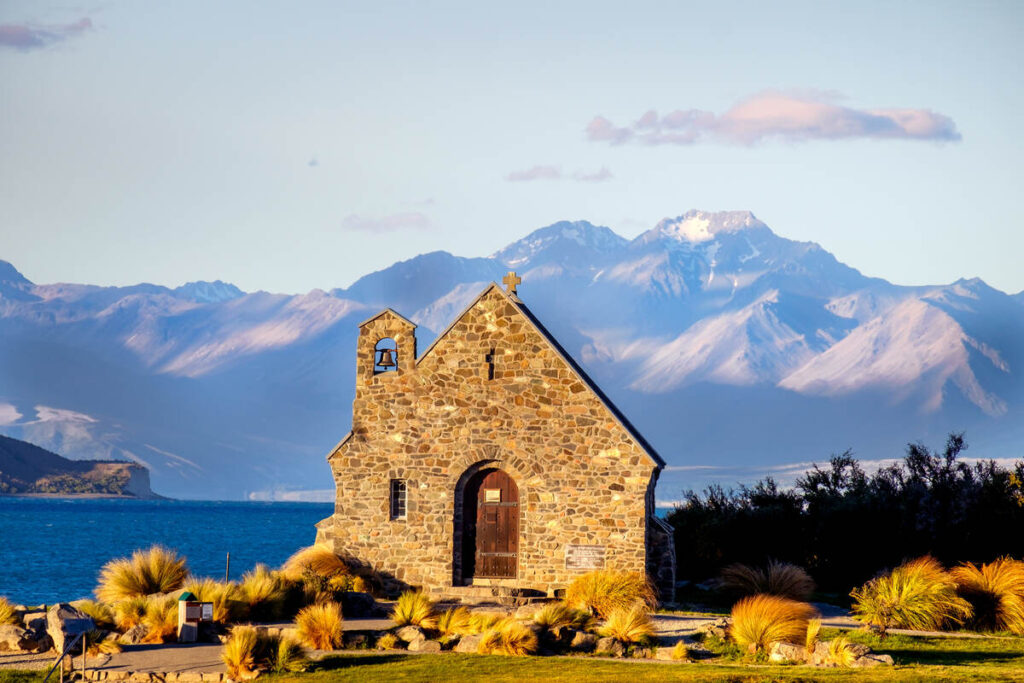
[566,544,606,570]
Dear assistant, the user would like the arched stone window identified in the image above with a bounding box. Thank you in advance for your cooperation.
[374,337,398,374]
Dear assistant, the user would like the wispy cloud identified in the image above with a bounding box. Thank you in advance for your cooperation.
[586,90,961,146]
[505,165,614,183]
[0,17,93,51]
[340,212,434,233]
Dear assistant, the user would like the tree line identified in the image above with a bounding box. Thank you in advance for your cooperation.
[665,433,1024,593]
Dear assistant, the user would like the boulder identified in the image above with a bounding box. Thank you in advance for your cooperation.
[631,646,653,659]
[340,591,378,618]
[454,633,484,653]
[396,625,426,643]
[118,625,148,645]
[569,630,597,652]
[46,603,94,654]
[768,641,808,664]
[0,624,39,652]
[343,633,369,649]
[23,611,47,634]
[407,638,442,653]
[850,653,894,668]
[596,636,625,657]
[696,618,730,641]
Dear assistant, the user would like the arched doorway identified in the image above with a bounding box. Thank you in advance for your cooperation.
[461,468,519,580]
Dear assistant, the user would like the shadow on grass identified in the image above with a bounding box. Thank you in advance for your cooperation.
[311,654,410,671]
[880,648,1024,667]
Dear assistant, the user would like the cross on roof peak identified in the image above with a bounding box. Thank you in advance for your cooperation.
[502,271,522,295]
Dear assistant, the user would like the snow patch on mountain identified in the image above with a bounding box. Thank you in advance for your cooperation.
[173,280,245,304]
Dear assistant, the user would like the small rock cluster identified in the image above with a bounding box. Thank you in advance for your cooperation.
[768,640,894,668]
[0,601,95,654]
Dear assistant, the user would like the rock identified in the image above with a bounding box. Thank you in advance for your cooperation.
[654,646,676,661]
[118,625,148,645]
[23,611,47,634]
[454,633,484,653]
[343,633,368,649]
[340,591,378,618]
[696,618,730,641]
[569,630,597,652]
[407,638,442,653]
[768,641,808,664]
[46,603,94,655]
[631,646,653,659]
[850,653,894,668]
[514,604,542,620]
[0,624,39,652]
[596,636,625,657]
[396,625,426,643]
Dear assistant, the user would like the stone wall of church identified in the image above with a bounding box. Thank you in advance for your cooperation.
[318,287,671,599]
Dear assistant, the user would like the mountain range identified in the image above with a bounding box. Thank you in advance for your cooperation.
[2,210,1022,501]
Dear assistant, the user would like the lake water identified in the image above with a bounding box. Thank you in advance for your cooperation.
[0,498,333,606]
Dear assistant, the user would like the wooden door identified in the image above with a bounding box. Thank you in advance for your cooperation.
[474,469,519,578]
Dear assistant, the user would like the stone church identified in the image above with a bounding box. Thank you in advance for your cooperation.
[316,274,675,600]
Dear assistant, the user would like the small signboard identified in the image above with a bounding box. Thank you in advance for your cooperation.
[484,488,501,503]
[202,603,214,621]
[566,544,606,570]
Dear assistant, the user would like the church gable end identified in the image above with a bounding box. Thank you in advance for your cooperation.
[318,279,674,600]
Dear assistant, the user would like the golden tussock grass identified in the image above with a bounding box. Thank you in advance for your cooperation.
[805,617,821,654]
[670,641,692,661]
[222,625,260,680]
[113,595,150,631]
[951,557,1024,634]
[720,560,816,601]
[84,629,122,656]
[0,596,19,625]
[182,577,241,623]
[477,619,539,656]
[466,611,507,634]
[270,636,309,673]
[74,600,115,630]
[564,570,657,619]
[238,564,289,621]
[140,595,178,644]
[533,603,595,632]
[376,632,401,650]
[828,634,859,667]
[598,604,655,645]
[729,594,818,653]
[95,545,188,603]
[295,601,344,650]
[851,556,972,634]
[281,546,350,582]
[391,591,437,629]
[436,606,472,636]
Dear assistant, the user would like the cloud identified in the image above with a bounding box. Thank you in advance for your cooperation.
[0,17,93,51]
[506,165,614,183]
[340,212,434,233]
[586,90,961,146]
[506,165,562,182]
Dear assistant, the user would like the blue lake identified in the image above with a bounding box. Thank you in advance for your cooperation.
[0,498,333,606]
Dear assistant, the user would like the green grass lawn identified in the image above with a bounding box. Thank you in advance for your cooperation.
[2,632,1022,683]
[253,631,1024,683]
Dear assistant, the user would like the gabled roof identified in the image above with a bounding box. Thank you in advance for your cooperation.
[357,308,418,329]
[415,282,665,469]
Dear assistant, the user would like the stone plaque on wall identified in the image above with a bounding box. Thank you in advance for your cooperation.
[566,544,606,570]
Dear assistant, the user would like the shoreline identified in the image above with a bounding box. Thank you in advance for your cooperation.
[1,492,169,500]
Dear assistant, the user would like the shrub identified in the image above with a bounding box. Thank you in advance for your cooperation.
[141,595,178,644]
[477,620,538,656]
[564,570,657,619]
[270,637,309,673]
[670,641,693,661]
[182,578,240,623]
[352,576,371,594]
[533,603,595,632]
[391,591,437,629]
[222,625,260,680]
[730,594,818,653]
[239,564,289,621]
[951,557,1024,634]
[437,606,472,636]
[75,600,115,630]
[720,560,815,601]
[282,546,350,581]
[295,602,344,650]
[805,618,821,654]
[84,629,122,656]
[96,545,188,602]
[0,597,19,625]
[851,556,972,634]
[113,595,149,631]
[828,635,858,667]
[466,611,506,634]
[376,632,400,650]
[598,604,655,645]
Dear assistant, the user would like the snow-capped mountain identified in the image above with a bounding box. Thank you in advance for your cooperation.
[1,211,1021,500]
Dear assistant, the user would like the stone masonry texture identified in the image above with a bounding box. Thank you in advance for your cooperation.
[316,283,675,599]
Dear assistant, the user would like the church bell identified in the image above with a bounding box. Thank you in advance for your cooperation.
[376,348,396,368]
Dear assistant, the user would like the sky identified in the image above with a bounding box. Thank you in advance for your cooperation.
[1,1,1022,295]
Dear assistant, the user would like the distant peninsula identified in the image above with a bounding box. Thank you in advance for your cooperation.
[0,434,162,498]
